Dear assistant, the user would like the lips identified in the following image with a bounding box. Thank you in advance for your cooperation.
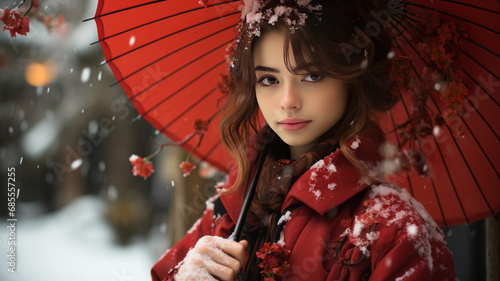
[278,118,312,131]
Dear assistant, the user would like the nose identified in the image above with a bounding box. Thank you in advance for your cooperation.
[280,83,301,110]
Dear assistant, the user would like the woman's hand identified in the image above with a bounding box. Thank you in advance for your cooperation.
[175,236,248,281]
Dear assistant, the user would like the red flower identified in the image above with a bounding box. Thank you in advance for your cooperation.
[180,161,196,177]
[257,242,291,280]
[1,8,30,37]
[129,154,154,180]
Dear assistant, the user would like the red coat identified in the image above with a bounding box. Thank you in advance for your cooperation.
[151,128,456,281]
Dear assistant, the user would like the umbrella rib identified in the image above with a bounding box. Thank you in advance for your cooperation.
[90,1,239,44]
[438,0,500,16]
[386,106,415,196]
[83,0,167,22]
[461,71,500,165]
[460,40,500,80]
[110,24,236,87]
[98,11,240,66]
[138,60,226,119]
[159,87,218,133]
[85,0,239,22]
[462,39,500,65]
[391,14,421,37]
[461,68,500,110]
[406,2,500,35]
[129,40,231,100]
[459,98,500,178]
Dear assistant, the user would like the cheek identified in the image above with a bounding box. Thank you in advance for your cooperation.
[256,93,270,119]
[314,89,348,114]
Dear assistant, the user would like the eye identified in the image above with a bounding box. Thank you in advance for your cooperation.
[303,73,323,82]
[257,76,279,86]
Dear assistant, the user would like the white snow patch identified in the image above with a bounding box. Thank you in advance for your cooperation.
[351,135,361,150]
[352,220,364,237]
[309,187,322,201]
[186,217,202,235]
[327,163,337,173]
[366,231,380,243]
[205,194,220,211]
[345,184,445,269]
[278,211,292,225]
[277,231,285,247]
[311,159,325,170]
[327,183,337,191]
[395,268,416,281]
[175,236,233,280]
[310,171,317,181]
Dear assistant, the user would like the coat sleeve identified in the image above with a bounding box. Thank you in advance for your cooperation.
[150,196,235,281]
[368,224,456,281]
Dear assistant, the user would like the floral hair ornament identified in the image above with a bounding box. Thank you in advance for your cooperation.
[241,0,322,37]
[129,119,210,179]
[225,0,322,69]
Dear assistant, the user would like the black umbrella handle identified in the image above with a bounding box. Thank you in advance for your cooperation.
[228,130,275,242]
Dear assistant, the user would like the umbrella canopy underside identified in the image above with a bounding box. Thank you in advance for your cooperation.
[93,0,500,227]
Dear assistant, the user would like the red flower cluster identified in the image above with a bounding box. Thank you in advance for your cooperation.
[129,154,154,180]
[1,0,66,38]
[415,10,468,137]
[389,11,469,176]
[390,55,413,94]
[256,242,291,280]
[180,161,196,177]
[1,8,29,37]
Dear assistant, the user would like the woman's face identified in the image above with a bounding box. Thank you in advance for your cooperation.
[253,30,349,159]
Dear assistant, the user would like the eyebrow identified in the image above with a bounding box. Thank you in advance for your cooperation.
[254,62,315,73]
[255,66,279,73]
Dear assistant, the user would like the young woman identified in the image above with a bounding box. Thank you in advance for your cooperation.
[151,1,456,280]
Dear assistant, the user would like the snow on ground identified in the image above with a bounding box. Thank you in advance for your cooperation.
[0,196,157,281]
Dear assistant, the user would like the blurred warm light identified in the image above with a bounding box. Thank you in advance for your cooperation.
[25,61,57,87]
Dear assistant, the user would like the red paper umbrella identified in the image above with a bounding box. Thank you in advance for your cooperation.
[87,0,500,227]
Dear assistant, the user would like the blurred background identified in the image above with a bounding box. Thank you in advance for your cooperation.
[0,0,491,280]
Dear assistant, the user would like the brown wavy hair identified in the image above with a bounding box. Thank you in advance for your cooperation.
[221,0,399,193]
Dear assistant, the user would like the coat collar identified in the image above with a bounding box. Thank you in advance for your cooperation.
[221,125,386,222]
[283,126,385,215]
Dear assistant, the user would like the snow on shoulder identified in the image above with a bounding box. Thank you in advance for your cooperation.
[344,184,447,273]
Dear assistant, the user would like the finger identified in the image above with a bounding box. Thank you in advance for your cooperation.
[202,255,237,281]
[214,237,247,265]
[206,246,241,275]
[237,240,248,265]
